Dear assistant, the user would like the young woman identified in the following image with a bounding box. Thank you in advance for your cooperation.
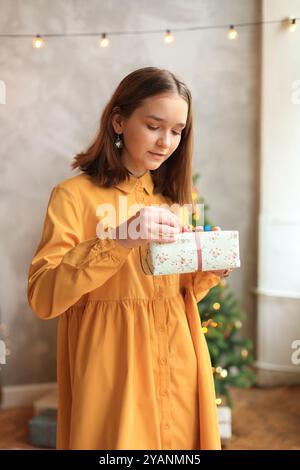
[27,67,231,450]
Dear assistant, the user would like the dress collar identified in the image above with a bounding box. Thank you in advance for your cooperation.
[114,170,154,195]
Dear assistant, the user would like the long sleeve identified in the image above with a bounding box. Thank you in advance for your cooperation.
[180,271,220,303]
[27,185,132,320]
[192,271,220,302]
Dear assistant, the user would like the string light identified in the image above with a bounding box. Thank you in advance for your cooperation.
[99,33,110,48]
[164,29,175,44]
[289,18,297,32]
[32,34,44,49]
[228,24,238,40]
[0,16,297,49]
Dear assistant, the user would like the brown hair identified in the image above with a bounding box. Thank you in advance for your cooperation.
[71,67,194,205]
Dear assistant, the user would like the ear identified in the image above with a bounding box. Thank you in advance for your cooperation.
[111,107,125,134]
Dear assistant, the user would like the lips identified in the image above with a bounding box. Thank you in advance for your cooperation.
[149,151,167,157]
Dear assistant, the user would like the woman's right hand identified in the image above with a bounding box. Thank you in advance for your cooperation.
[113,206,181,249]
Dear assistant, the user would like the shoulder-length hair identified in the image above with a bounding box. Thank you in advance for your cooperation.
[71,67,194,205]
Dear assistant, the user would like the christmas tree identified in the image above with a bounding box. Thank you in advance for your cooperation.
[192,173,256,408]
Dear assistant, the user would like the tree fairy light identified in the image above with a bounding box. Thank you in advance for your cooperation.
[213,302,221,310]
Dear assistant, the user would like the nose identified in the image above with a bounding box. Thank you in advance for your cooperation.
[157,134,171,149]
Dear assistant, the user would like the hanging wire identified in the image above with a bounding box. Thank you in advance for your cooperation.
[0,17,299,38]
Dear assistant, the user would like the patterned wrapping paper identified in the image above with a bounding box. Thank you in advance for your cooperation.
[139,230,240,276]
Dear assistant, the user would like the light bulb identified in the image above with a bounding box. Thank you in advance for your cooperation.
[99,33,110,48]
[213,302,221,310]
[289,18,297,32]
[164,29,175,44]
[32,34,44,49]
[228,25,238,40]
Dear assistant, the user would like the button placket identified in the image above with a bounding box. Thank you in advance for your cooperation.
[145,196,172,448]
[154,296,172,449]
[153,275,164,299]
[159,358,167,366]
[134,181,146,204]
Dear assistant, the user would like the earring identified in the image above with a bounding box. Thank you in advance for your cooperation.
[114,133,123,149]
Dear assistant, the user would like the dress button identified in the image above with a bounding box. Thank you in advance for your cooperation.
[158,326,165,333]
[164,423,170,430]
[160,390,168,397]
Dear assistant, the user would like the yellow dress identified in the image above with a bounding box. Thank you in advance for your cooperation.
[27,169,221,450]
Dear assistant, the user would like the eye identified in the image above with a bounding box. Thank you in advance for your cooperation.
[147,125,181,136]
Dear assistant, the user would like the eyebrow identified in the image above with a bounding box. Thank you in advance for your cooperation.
[145,114,186,128]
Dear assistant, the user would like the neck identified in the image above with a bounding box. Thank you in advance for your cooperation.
[128,169,148,178]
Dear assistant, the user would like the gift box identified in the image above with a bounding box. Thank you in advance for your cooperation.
[139,230,240,275]
[218,406,232,440]
[28,409,57,448]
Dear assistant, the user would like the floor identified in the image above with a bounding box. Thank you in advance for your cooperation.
[0,385,299,450]
[226,385,300,450]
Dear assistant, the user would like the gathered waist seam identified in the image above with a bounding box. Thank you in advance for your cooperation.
[86,292,184,302]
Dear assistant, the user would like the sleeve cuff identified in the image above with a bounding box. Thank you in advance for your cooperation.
[193,271,221,302]
[91,237,133,262]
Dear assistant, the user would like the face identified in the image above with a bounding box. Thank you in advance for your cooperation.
[112,93,188,176]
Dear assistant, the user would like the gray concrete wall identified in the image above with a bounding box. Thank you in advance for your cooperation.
[0,0,260,385]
